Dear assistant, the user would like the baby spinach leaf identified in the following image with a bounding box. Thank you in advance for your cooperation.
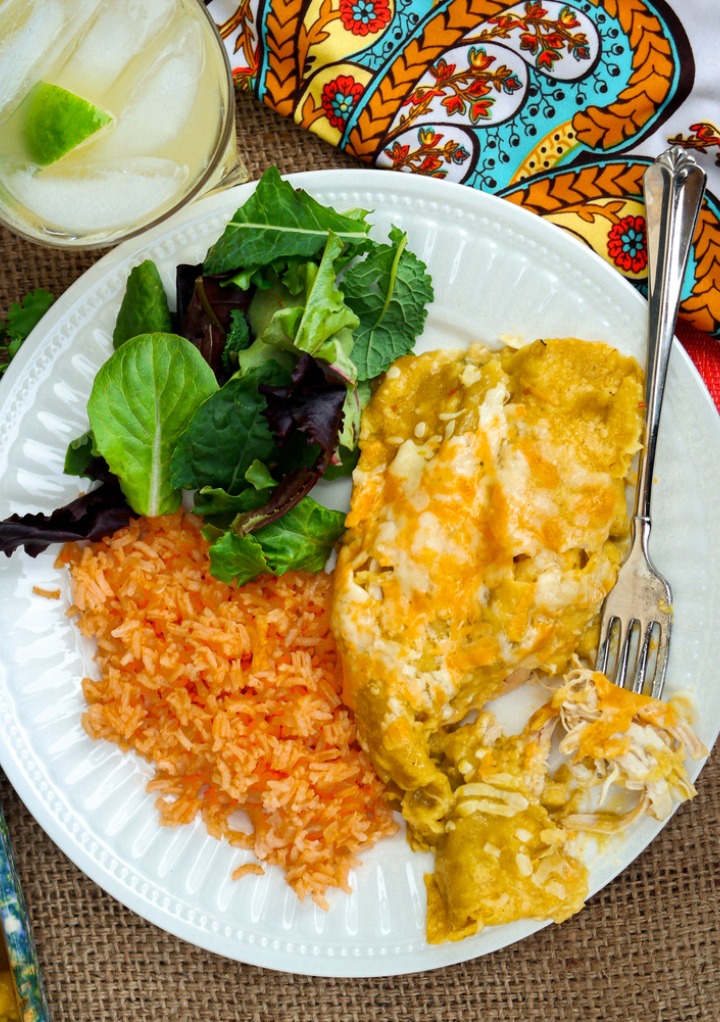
[203,166,371,276]
[87,333,217,517]
[170,362,287,494]
[112,260,172,348]
[342,227,434,381]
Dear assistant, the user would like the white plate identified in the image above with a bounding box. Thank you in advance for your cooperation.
[1,169,719,978]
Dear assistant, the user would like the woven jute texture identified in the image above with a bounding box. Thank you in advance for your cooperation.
[1,90,719,1022]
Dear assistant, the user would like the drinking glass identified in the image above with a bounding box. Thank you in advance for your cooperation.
[0,0,247,249]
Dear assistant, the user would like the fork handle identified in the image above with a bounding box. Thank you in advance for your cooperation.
[636,148,706,520]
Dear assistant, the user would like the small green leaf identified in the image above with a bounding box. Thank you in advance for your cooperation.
[208,530,269,585]
[64,430,98,477]
[221,308,252,373]
[87,333,217,516]
[169,362,287,494]
[342,227,433,381]
[192,485,267,528]
[5,287,55,341]
[252,496,346,575]
[112,260,172,348]
[245,459,276,490]
[1,288,55,378]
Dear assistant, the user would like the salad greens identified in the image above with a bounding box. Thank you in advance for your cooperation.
[0,167,434,585]
[112,260,172,348]
[0,288,54,378]
[208,497,346,587]
[88,333,218,516]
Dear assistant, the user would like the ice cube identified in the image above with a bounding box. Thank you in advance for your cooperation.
[0,157,189,233]
[0,0,110,118]
[91,20,205,159]
[0,0,65,113]
[65,0,177,98]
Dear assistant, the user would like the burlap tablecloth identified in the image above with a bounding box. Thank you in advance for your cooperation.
[1,91,718,1022]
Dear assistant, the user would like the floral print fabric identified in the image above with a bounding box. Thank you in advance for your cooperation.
[207,0,720,339]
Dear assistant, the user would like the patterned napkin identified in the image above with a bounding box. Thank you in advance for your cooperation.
[207,0,720,406]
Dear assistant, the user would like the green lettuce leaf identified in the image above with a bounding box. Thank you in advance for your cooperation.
[87,333,217,516]
[64,429,98,477]
[207,495,345,585]
[112,260,172,348]
[203,166,371,276]
[208,530,269,586]
[246,234,359,382]
[192,485,268,528]
[253,496,346,574]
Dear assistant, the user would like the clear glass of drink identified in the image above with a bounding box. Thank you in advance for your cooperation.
[0,0,247,249]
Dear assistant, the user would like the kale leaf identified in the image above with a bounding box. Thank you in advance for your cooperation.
[341,226,434,381]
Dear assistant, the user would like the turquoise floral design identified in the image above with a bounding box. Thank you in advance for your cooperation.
[322,75,365,129]
[339,0,392,36]
[608,214,648,273]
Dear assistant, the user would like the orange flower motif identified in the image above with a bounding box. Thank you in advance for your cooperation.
[418,127,442,146]
[558,5,581,28]
[429,58,457,85]
[468,47,495,71]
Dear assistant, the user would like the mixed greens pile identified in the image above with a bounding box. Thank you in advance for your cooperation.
[0,168,433,584]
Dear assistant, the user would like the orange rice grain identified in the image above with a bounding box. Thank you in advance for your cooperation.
[62,512,398,907]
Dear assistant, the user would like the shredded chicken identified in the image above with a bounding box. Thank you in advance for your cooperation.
[540,668,707,832]
[422,665,706,942]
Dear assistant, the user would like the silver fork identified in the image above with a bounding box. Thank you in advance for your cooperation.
[596,147,706,699]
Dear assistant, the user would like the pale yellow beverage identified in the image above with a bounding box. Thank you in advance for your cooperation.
[0,0,246,248]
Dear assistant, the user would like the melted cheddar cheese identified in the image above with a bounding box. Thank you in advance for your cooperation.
[332,337,644,842]
[424,711,588,942]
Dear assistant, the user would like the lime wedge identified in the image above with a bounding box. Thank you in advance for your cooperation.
[24,82,112,166]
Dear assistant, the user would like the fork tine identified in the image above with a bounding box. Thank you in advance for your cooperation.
[614,618,636,691]
[597,609,669,698]
[632,619,657,695]
[596,616,615,676]
[651,621,671,699]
